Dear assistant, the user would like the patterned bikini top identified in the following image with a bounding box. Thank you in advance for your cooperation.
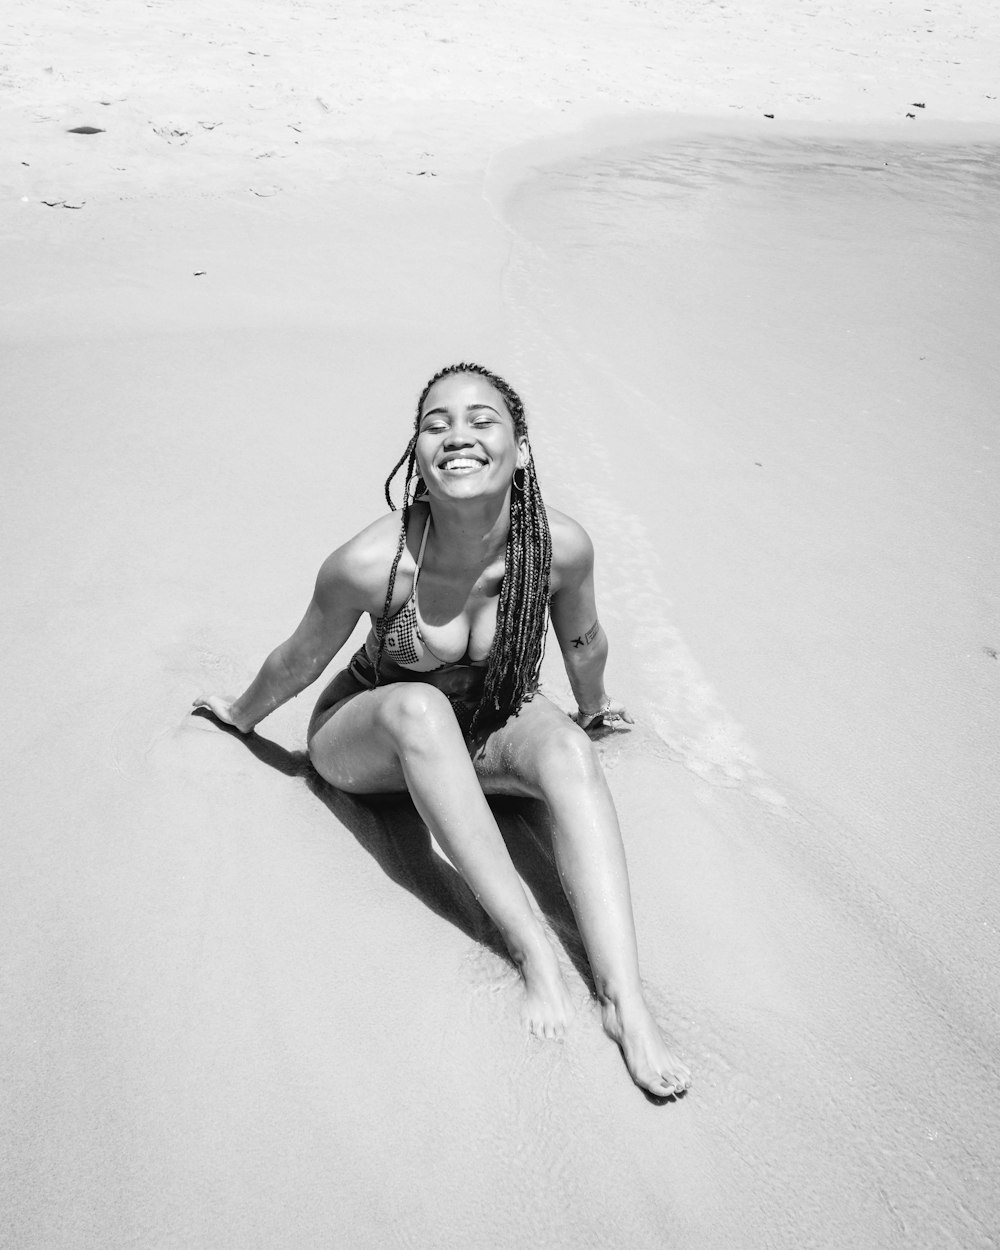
[365,515,489,673]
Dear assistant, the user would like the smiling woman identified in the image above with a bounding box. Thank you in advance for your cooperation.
[369,364,552,739]
[195,363,691,1098]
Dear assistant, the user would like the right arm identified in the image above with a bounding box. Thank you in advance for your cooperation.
[196,544,371,734]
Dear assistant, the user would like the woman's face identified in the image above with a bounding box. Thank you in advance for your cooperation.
[415,373,527,502]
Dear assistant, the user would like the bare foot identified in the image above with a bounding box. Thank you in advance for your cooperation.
[517,945,575,1040]
[601,994,691,1098]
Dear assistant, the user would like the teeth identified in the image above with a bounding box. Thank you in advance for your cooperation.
[441,458,484,471]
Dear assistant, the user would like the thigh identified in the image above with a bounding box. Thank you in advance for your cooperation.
[474,694,588,798]
[307,676,410,793]
[308,675,474,794]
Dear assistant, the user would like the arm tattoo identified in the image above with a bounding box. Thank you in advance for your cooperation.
[571,620,600,649]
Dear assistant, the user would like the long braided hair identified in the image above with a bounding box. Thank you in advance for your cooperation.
[374,363,552,737]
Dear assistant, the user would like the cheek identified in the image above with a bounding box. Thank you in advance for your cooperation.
[414,436,435,476]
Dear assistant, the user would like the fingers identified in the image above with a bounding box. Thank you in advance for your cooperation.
[192,695,225,717]
[191,696,239,728]
[569,703,635,731]
[598,704,633,731]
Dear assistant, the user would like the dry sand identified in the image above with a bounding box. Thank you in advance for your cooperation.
[3,2,999,1247]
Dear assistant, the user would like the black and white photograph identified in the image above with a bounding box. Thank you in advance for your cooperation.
[3,1,998,1245]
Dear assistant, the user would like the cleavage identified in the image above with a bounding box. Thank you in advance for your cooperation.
[415,567,499,664]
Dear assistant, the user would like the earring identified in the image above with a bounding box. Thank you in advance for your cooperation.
[403,476,424,507]
[512,466,526,492]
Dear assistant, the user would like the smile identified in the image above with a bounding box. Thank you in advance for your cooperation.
[439,458,487,474]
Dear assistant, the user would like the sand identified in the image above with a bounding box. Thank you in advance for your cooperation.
[3,1,999,1247]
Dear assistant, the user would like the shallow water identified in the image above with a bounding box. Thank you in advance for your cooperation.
[495,126,1000,1246]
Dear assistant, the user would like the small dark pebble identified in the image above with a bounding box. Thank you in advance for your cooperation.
[911,102,926,108]
[193,271,206,276]
[906,113,916,119]
[764,113,774,119]
[67,125,105,134]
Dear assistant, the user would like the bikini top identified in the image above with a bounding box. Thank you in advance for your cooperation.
[365,515,492,673]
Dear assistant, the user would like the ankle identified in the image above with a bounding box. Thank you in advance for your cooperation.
[595,979,645,1015]
[508,928,557,975]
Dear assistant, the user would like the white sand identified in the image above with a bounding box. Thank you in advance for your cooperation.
[3,2,999,1247]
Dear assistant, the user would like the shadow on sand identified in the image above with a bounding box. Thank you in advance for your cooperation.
[193,708,593,991]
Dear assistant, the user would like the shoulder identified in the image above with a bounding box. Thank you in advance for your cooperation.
[546,507,595,591]
[314,510,413,612]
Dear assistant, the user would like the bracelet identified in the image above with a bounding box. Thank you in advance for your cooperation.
[578,697,612,722]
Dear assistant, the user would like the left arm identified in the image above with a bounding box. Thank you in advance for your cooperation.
[548,513,632,730]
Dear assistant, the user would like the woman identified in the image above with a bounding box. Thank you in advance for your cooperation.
[196,363,691,1098]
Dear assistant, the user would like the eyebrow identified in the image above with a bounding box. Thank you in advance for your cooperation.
[420,402,502,419]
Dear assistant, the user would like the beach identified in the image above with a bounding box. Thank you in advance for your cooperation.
[3,1,999,1246]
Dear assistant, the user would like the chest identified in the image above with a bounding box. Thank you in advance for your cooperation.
[415,561,503,664]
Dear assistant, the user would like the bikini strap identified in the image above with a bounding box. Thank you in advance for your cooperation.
[413,513,432,585]
[375,512,432,637]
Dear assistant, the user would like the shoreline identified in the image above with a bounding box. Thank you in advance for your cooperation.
[484,108,1000,226]
[6,0,1000,217]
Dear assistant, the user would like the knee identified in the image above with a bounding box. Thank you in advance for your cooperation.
[373,682,457,751]
[534,722,603,790]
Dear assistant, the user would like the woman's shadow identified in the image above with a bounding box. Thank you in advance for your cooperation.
[194,709,594,990]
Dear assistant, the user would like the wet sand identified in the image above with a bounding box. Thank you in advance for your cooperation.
[3,1,1000,1246]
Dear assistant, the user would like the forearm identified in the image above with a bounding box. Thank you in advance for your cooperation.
[230,643,321,733]
[561,629,610,716]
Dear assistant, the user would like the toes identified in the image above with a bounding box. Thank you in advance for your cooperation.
[526,1014,563,1040]
[639,1060,691,1098]
[661,1068,691,1097]
[651,1077,680,1098]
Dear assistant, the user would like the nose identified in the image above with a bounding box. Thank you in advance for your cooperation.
[442,422,475,448]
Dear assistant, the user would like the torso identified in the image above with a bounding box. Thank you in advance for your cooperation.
[310,500,588,727]
[368,511,501,674]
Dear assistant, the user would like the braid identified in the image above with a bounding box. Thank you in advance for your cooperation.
[375,363,553,736]
[373,436,417,683]
[470,451,551,737]
[384,436,415,512]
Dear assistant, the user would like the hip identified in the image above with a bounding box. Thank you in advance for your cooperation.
[309,646,486,740]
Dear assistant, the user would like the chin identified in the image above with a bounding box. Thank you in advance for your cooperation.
[434,479,506,503]
[433,470,490,492]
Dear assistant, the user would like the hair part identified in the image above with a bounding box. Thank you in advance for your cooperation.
[374,363,552,737]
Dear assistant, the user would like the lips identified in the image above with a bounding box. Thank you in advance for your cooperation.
[439,456,487,473]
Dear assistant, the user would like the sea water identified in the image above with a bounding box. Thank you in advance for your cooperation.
[492,123,1000,1246]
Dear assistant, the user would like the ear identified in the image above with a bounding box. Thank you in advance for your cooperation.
[516,437,530,469]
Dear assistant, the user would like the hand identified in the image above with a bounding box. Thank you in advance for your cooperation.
[573,700,634,732]
[192,696,249,733]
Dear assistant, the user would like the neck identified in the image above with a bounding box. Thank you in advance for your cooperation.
[424,491,512,568]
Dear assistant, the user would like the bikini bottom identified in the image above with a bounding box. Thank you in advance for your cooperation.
[346,646,483,738]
